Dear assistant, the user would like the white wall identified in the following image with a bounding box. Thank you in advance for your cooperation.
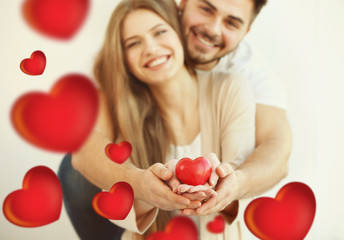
[1,0,343,239]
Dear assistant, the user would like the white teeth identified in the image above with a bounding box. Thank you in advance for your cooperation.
[196,34,215,47]
[148,56,168,68]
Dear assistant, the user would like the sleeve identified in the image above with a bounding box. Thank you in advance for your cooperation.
[218,73,256,168]
[216,73,256,226]
[215,40,288,110]
[109,198,159,234]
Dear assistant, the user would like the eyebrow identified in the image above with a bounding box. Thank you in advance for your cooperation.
[200,0,245,25]
[123,23,166,43]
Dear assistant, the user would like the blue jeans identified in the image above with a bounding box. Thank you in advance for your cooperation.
[58,154,124,240]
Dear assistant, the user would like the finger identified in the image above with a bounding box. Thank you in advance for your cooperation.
[152,179,191,208]
[150,163,172,181]
[157,189,191,209]
[177,184,193,193]
[189,185,212,193]
[181,208,198,216]
[209,171,219,187]
[187,200,202,209]
[216,163,234,178]
[182,192,206,201]
[205,153,220,186]
[196,195,218,215]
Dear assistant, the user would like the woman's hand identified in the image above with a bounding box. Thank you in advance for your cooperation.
[164,153,220,204]
[133,163,201,211]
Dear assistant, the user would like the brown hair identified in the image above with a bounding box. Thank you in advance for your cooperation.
[251,0,268,22]
[93,0,193,238]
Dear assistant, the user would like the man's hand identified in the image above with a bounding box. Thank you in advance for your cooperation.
[179,162,236,216]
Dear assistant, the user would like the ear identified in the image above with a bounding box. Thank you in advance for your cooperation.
[179,0,187,11]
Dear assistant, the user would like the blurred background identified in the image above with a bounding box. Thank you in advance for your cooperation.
[1,0,343,239]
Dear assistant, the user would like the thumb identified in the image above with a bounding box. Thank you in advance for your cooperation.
[216,163,234,178]
[150,163,172,181]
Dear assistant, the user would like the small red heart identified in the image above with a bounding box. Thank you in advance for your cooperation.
[175,157,212,186]
[244,182,316,240]
[2,166,62,227]
[11,73,99,153]
[207,215,225,234]
[146,216,198,240]
[22,0,90,40]
[105,141,132,164]
[20,50,46,75]
[92,182,134,220]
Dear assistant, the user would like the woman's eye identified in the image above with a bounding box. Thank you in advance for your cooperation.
[127,41,139,48]
[155,30,167,36]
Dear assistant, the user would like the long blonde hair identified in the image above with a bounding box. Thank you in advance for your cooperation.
[94,0,194,237]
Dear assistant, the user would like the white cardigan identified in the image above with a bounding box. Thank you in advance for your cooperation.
[111,71,256,240]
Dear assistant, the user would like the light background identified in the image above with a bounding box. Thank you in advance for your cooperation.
[1,0,343,239]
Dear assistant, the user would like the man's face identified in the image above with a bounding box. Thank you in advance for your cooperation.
[180,0,253,70]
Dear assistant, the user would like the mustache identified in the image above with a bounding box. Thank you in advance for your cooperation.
[191,26,223,47]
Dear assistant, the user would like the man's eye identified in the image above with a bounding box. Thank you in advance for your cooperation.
[226,20,237,29]
[200,6,212,14]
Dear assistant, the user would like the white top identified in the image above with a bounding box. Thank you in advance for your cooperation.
[169,133,202,238]
[208,40,287,110]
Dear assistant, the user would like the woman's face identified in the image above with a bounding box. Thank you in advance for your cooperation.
[122,9,185,86]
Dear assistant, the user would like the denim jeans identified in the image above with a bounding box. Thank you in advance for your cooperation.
[58,154,124,240]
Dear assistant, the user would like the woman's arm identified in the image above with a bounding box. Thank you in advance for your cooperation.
[71,91,194,210]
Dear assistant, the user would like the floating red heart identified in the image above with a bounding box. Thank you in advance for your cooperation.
[2,166,62,227]
[146,216,198,240]
[20,50,46,75]
[207,215,225,234]
[22,0,90,40]
[175,157,212,186]
[11,73,99,153]
[105,141,132,164]
[92,182,134,220]
[244,182,316,240]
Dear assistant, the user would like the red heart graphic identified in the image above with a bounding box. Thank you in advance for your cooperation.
[2,166,62,227]
[207,215,225,234]
[11,73,99,153]
[105,141,132,164]
[175,157,212,186]
[22,0,90,40]
[20,50,46,75]
[244,182,316,240]
[146,216,198,240]
[92,182,134,220]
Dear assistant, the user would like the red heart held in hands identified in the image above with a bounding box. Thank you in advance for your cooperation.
[11,73,99,153]
[20,50,46,75]
[146,216,198,240]
[92,182,134,220]
[2,166,62,227]
[105,141,132,164]
[207,215,225,234]
[175,157,212,186]
[22,0,90,40]
[244,182,316,240]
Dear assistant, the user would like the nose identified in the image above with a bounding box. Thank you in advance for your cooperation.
[205,17,222,36]
[143,36,160,57]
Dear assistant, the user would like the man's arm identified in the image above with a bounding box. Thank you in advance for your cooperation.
[235,104,292,199]
[195,104,292,215]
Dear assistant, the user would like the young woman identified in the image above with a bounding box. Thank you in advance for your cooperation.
[61,0,255,239]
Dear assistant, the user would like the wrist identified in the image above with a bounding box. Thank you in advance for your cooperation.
[126,167,145,200]
[232,169,247,200]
